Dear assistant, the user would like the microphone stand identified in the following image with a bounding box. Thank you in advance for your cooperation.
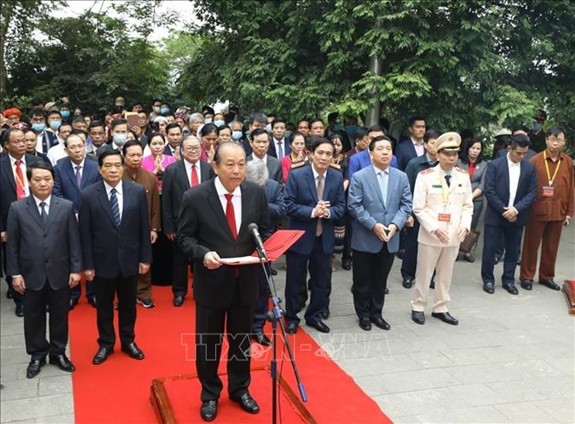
[254,245,307,424]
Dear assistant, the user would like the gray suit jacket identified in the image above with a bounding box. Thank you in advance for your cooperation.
[6,196,82,290]
[247,154,283,185]
[347,165,412,253]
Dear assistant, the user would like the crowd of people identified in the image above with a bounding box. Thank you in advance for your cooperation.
[1,98,573,421]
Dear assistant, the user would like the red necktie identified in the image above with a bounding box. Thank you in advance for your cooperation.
[224,194,237,238]
[14,160,26,199]
[191,164,199,187]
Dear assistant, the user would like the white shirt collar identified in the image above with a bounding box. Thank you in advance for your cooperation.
[103,181,123,196]
[214,176,241,197]
[33,195,51,208]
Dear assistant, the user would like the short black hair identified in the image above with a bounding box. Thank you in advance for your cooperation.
[408,115,426,127]
[26,160,54,180]
[424,129,442,143]
[122,140,143,156]
[166,123,181,133]
[509,134,531,150]
[367,124,386,135]
[546,126,566,138]
[369,135,392,151]
[98,149,124,167]
[89,120,105,130]
[111,118,128,131]
[29,108,46,119]
[147,132,165,146]
[310,137,334,153]
[271,117,287,128]
[354,126,368,141]
[250,127,269,141]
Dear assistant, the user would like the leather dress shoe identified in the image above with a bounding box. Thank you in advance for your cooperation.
[520,280,533,290]
[285,322,298,334]
[503,284,519,295]
[251,332,272,347]
[15,304,24,317]
[6,290,13,299]
[342,257,352,270]
[69,298,78,311]
[321,308,330,320]
[230,392,260,414]
[431,312,459,325]
[539,279,560,291]
[371,316,391,330]
[494,255,501,265]
[26,357,46,378]
[121,342,145,360]
[483,282,495,294]
[173,295,184,307]
[385,287,389,294]
[430,278,435,289]
[412,310,425,325]
[87,297,97,308]
[402,278,414,289]
[270,267,278,276]
[200,400,218,421]
[49,354,76,372]
[463,253,475,263]
[359,318,371,331]
[92,347,113,365]
[306,320,330,333]
[396,249,405,260]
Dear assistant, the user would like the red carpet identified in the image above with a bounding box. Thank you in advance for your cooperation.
[69,286,391,423]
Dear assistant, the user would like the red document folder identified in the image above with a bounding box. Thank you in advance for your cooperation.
[218,230,305,266]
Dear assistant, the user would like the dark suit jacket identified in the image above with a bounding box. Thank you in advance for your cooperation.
[395,138,422,171]
[177,179,271,309]
[38,130,59,154]
[247,154,283,185]
[0,153,41,233]
[484,155,537,227]
[284,165,346,255]
[78,181,152,279]
[264,179,286,230]
[53,157,101,212]
[6,196,82,290]
[267,138,292,159]
[162,160,214,234]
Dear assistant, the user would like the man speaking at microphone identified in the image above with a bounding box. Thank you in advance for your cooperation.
[177,142,271,422]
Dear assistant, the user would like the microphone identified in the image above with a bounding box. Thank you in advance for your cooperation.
[248,223,267,259]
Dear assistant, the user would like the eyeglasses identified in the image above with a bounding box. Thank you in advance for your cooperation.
[547,137,566,143]
[183,146,201,152]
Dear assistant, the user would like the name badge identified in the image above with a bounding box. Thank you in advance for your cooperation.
[542,186,554,197]
[438,213,451,222]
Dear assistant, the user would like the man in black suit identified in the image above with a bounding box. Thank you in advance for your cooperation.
[1,128,42,316]
[177,142,271,421]
[267,117,291,160]
[247,128,283,184]
[79,150,152,365]
[6,161,82,378]
[162,135,213,306]
[481,135,537,295]
[163,123,182,158]
[53,133,101,309]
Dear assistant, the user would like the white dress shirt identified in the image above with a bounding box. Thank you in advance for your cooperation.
[215,177,241,231]
[506,153,521,207]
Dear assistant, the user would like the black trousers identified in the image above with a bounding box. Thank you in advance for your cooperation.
[400,221,420,281]
[171,242,192,297]
[24,282,70,360]
[93,275,137,348]
[2,242,22,306]
[195,298,253,401]
[352,245,395,319]
[285,237,329,325]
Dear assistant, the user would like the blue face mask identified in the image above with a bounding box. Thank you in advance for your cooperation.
[160,107,170,115]
[113,133,127,146]
[49,120,62,131]
[61,111,70,119]
[232,131,243,141]
[32,123,46,132]
[214,120,225,128]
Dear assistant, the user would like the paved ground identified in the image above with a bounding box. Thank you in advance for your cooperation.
[1,225,574,423]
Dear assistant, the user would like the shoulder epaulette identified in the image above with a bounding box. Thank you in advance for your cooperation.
[455,166,467,173]
[420,168,434,174]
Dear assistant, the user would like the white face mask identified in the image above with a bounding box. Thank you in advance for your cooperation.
[265,124,272,132]
[204,118,213,124]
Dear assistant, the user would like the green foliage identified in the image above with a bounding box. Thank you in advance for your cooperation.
[3,1,176,114]
[179,0,573,145]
